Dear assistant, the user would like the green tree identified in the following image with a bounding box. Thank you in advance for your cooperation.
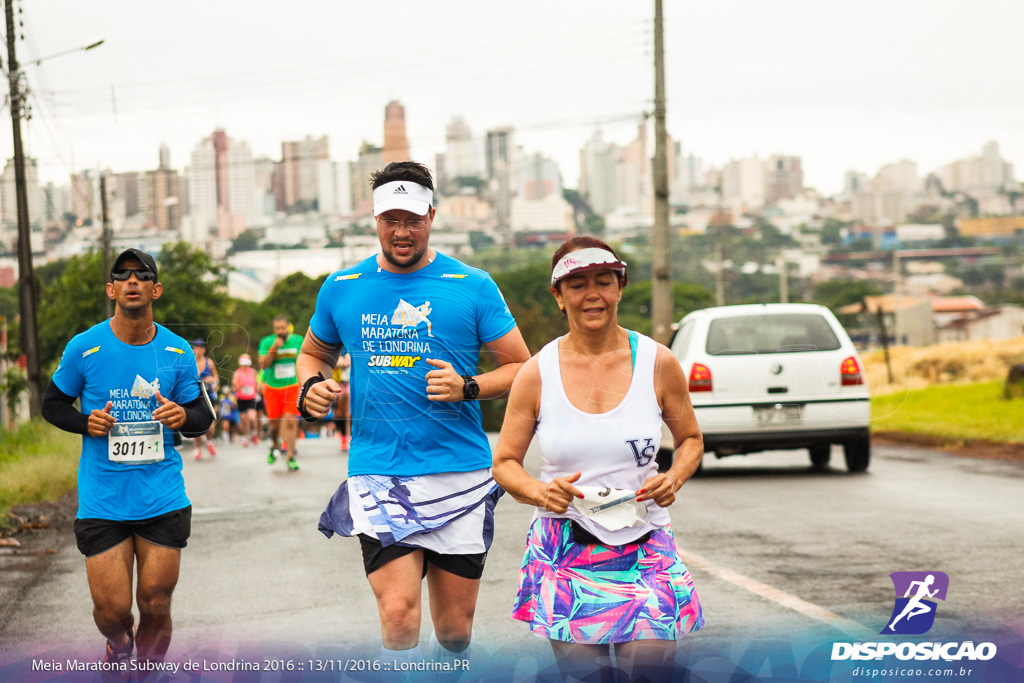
[820,218,849,246]
[37,251,107,373]
[618,281,714,335]
[229,229,261,254]
[258,271,330,339]
[812,279,883,311]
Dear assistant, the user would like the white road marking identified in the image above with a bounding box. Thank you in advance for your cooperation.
[677,545,877,638]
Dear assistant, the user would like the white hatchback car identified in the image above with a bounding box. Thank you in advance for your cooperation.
[660,303,871,472]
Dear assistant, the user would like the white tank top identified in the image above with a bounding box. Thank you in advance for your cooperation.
[535,332,670,544]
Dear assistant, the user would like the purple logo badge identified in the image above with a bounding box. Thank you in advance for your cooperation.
[880,571,949,635]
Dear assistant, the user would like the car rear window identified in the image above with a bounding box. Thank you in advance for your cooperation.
[705,314,842,355]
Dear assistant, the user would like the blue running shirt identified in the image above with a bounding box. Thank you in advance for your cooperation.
[309,253,517,477]
[51,321,202,520]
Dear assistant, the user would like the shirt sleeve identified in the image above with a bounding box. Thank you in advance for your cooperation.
[309,279,343,345]
[172,345,202,406]
[257,334,272,356]
[50,337,85,397]
[475,275,518,344]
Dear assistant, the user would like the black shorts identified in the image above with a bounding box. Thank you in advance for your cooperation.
[74,506,192,558]
[236,398,256,411]
[357,534,487,580]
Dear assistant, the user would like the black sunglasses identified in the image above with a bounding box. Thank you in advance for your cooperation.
[111,269,157,282]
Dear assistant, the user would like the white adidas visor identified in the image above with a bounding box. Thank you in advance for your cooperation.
[550,247,628,287]
[372,180,433,217]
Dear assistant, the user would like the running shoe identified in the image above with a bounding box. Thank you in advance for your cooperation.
[241,438,249,448]
[193,449,202,461]
[207,442,217,457]
[267,448,279,465]
[104,626,134,665]
[287,457,300,471]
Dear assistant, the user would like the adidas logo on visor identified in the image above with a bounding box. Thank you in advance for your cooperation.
[394,185,408,194]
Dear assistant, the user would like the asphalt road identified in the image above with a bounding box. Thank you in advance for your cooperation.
[1,433,1022,680]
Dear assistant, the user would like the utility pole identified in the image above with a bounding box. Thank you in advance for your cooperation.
[100,174,112,318]
[777,254,788,303]
[650,0,673,345]
[4,0,41,417]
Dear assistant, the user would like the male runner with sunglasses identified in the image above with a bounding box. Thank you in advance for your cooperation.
[41,248,216,668]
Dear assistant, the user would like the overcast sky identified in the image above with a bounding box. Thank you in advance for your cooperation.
[5,0,1022,195]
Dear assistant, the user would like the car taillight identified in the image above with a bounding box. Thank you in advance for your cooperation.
[841,356,863,386]
[689,363,713,392]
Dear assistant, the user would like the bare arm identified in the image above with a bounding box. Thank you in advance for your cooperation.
[492,356,583,514]
[296,330,345,418]
[638,344,704,507]
[425,326,531,402]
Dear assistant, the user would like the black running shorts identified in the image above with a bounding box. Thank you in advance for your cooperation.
[236,398,256,411]
[357,534,487,580]
[74,506,192,558]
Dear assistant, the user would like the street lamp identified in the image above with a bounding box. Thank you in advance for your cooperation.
[3,0,103,417]
[30,38,104,66]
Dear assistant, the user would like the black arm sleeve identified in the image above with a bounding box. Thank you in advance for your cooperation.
[179,394,215,438]
[41,380,89,435]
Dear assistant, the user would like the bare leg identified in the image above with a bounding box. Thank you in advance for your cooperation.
[616,640,678,682]
[550,641,615,683]
[133,537,181,661]
[281,415,299,456]
[425,566,480,653]
[85,538,136,649]
[366,551,425,650]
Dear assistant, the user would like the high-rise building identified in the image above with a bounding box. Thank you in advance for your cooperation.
[1,157,44,230]
[720,156,767,209]
[485,127,516,227]
[187,129,257,243]
[383,100,409,165]
[445,116,484,183]
[145,168,181,232]
[281,135,329,210]
[70,170,99,225]
[766,155,804,203]
[518,152,561,201]
[579,131,618,216]
[349,142,383,216]
[940,141,1015,193]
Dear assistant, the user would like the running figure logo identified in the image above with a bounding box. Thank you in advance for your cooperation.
[391,299,435,337]
[880,571,949,635]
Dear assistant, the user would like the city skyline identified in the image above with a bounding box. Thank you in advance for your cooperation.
[4,1,1021,195]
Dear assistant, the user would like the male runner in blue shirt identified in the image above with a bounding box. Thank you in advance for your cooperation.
[297,161,530,669]
[41,248,215,667]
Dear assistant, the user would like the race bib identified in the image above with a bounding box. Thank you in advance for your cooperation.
[108,421,165,464]
[274,363,296,380]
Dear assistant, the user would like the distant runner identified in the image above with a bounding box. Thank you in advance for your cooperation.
[191,338,219,460]
[232,353,259,446]
[258,315,302,471]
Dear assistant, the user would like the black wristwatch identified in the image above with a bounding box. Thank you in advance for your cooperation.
[461,374,480,401]
[297,372,326,422]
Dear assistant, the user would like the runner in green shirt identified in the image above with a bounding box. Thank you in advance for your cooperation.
[258,314,304,470]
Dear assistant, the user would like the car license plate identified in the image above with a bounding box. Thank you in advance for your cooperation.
[754,403,803,426]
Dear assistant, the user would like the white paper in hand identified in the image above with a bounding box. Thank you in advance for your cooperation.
[572,486,648,531]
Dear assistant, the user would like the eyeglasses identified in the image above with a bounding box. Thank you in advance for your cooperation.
[112,269,157,282]
[376,216,429,232]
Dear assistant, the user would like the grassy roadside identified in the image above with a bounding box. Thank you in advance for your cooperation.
[0,421,80,527]
[871,381,1024,444]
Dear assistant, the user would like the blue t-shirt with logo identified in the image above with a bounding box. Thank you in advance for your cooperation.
[52,321,202,520]
[309,252,517,477]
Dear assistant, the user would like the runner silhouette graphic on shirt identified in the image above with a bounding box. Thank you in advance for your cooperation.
[391,299,435,337]
[888,574,938,631]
